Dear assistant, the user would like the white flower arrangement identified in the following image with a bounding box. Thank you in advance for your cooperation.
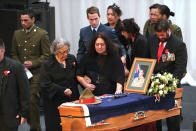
[147,72,179,97]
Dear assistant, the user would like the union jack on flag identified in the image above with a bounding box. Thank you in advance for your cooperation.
[134,64,141,78]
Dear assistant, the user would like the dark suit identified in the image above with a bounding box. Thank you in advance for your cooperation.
[149,33,187,80]
[0,57,30,131]
[77,23,125,62]
[148,33,187,131]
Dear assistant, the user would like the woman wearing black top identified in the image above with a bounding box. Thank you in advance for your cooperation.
[120,18,150,70]
[77,32,125,96]
[40,39,79,131]
[105,4,127,48]
[120,19,156,131]
[105,3,129,76]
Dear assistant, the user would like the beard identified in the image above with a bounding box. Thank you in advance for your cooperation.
[160,33,169,42]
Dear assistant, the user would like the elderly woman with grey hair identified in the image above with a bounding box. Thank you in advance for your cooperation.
[40,38,79,131]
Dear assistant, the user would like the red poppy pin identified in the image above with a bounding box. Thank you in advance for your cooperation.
[4,70,10,76]
[165,49,169,54]
[155,94,160,102]
[72,62,76,66]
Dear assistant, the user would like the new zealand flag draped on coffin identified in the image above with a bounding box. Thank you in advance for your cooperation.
[87,93,175,124]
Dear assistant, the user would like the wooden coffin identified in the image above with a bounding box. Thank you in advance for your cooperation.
[58,88,183,131]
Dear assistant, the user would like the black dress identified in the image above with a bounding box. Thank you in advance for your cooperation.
[77,54,125,96]
[40,54,79,131]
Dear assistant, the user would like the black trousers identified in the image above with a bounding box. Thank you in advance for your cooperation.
[157,115,181,131]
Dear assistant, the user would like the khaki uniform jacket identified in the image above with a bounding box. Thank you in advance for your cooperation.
[143,19,183,41]
[168,20,183,41]
[143,19,156,38]
[11,25,50,85]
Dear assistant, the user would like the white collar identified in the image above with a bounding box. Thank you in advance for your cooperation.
[91,22,100,31]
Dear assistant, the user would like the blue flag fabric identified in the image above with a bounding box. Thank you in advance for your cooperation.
[87,93,175,124]
[134,64,141,78]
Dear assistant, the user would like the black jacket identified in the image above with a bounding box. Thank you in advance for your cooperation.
[40,54,79,101]
[40,54,79,131]
[105,20,128,48]
[0,57,30,128]
[148,33,187,80]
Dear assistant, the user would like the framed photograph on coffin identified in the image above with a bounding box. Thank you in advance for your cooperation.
[125,58,156,94]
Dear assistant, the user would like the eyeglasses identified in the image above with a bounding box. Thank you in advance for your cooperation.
[57,50,69,55]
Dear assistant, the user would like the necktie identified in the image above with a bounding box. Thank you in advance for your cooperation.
[157,42,164,63]
[92,29,96,37]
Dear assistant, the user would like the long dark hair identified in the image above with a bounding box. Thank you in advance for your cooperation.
[120,18,140,36]
[158,5,175,19]
[88,32,117,57]
[107,3,122,17]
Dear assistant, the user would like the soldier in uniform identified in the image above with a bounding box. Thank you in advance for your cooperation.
[143,3,161,38]
[144,4,183,41]
[168,20,183,40]
[11,9,50,131]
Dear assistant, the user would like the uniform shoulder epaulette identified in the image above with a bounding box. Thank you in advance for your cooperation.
[172,24,181,32]
[35,26,48,34]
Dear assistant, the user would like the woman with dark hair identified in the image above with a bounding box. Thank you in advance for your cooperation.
[158,4,183,40]
[105,3,127,47]
[120,18,149,70]
[40,38,79,131]
[77,32,125,96]
[105,3,129,75]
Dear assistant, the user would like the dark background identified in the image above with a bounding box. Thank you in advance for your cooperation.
[0,0,55,56]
